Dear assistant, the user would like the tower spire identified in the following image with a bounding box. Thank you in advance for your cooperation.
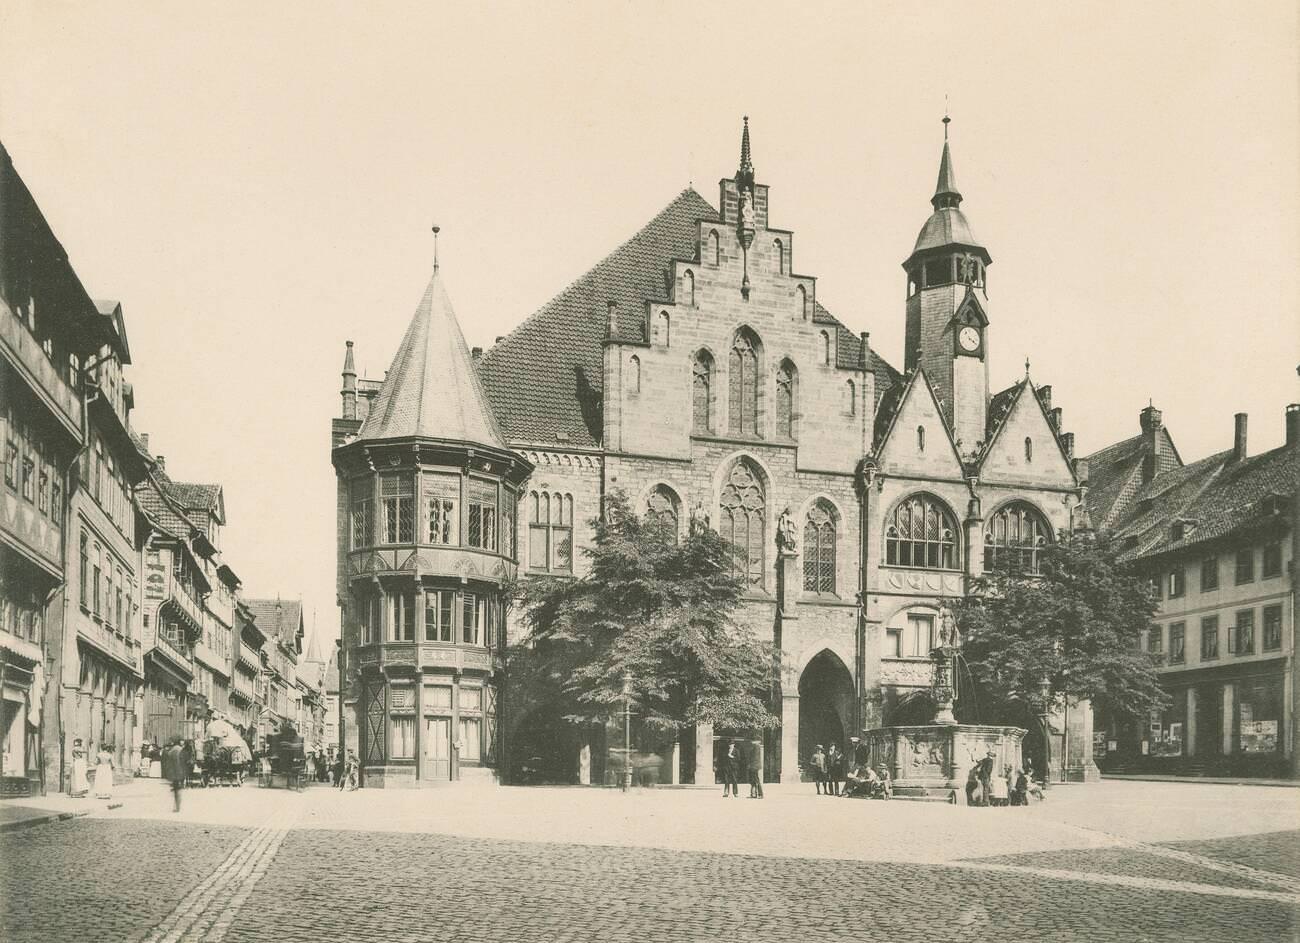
[932,114,962,210]
[736,115,755,194]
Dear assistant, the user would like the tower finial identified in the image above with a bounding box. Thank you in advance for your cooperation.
[943,95,950,140]
[1025,356,1031,378]
[739,115,753,176]
[432,224,440,272]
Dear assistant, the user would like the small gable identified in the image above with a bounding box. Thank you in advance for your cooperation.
[950,287,988,328]
[980,384,1074,487]
[876,372,964,479]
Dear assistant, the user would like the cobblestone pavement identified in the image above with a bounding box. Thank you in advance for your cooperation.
[1,781,1296,942]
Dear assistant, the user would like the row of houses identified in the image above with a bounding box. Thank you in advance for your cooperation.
[0,141,333,798]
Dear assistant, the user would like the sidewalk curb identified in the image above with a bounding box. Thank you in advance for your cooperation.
[1101,774,1300,788]
[0,809,91,833]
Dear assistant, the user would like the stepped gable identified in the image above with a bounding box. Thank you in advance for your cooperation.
[477,188,897,448]
[358,264,507,449]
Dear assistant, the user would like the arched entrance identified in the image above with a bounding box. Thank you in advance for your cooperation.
[798,650,855,778]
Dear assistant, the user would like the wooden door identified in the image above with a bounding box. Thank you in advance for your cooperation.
[423,717,451,780]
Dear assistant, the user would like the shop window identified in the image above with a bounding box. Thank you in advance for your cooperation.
[1262,605,1282,652]
[380,474,414,544]
[1262,542,1281,578]
[888,494,959,570]
[422,473,459,546]
[983,502,1051,574]
[467,479,498,551]
[1200,556,1218,592]
[1236,676,1282,755]
[389,716,416,759]
[802,500,837,594]
[1230,609,1254,655]
[1200,616,1218,660]
[424,591,454,643]
[1167,568,1185,599]
[720,459,766,590]
[1234,549,1254,584]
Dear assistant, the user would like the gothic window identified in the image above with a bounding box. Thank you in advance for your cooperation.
[654,311,670,347]
[885,494,958,570]
[351,479,373,549]
[1024,437,1033,462]
[720,460,765,589]
[707,230,720,266]
[684,269,695,306]
[983,502,1052,574]
[529,491,573,573]
[773,239,784,273]
[692,351,714,434]
[380,474,414,544]
[728,328,760,437]
[846,379,856,416]
[645,485,681,542]
[797,284,808,320]
[628,355,641,393]
[802,500,837,594]
[776,360,796,439]
[467,479,498,551]
[422,473,459,545]
[917,425,926,452]
[820,331,831,365]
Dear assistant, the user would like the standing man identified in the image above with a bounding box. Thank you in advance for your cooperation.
[747,740,764,799]
[810,744,827,795]
[720,741,740,797]
[162,739,186,813]
[826,744,843,797]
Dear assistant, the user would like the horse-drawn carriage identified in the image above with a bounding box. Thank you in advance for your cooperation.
[259,724,307,791]
[198,741,248,787]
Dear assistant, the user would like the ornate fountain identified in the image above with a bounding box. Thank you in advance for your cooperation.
[860,606,1026,803]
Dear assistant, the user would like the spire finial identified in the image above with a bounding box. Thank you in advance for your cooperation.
[943,95,950,141]
[739,115,753,175]
[1025,356,1031,378]
[432,224,440,272]
[931,115,961,210]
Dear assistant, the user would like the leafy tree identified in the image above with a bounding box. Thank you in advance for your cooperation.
[511,491,779,736]
[951,532,1167,724]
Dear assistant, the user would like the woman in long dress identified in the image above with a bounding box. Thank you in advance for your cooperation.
[70,740,89,798]
[93,744,115,800]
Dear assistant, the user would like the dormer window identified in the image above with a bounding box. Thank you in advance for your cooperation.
[1172,522,1185,541]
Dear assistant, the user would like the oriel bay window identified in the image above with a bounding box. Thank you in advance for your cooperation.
[885,494,957,569]
[359,595,382,644]
[423,473,459,545]
[424,590,454,643]
[467,479,498,551]
[380,474,414,544]
[390,592,416,642]
[351,483,372,549]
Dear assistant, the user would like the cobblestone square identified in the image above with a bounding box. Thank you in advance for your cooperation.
[1,779,1297,942]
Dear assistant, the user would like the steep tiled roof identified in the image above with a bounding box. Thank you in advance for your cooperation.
[1083,427,1182,530]
[167,482,220,512]
[324,649,340,694]
[244,599,304,653]
[357,266,507,448]
[477,188,894,448]
[136,474,193,540]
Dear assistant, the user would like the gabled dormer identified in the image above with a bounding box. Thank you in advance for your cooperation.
[874,368,964,479]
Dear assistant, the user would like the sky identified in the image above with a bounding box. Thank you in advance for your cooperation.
[2,1,1296,647]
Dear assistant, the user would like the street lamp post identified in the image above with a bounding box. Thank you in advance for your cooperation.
[1039,677,1052,792]
[622,671,633,793]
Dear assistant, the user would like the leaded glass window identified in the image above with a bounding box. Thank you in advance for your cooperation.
[983,502,1052,574]
[423,473,459,545]
[380,474,414,544]
[467,479,498,551]
[728,330,760,436]
[720,460,765,589]
[885,495,958,570]
[351,481,372,549]
[692,352,713,434]
[425,590,453,642]
[776,360,795,440]
[802,500,836,593]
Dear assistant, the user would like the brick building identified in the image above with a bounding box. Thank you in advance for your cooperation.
[335,119,1095,785]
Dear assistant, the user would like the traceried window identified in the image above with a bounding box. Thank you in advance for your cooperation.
[886,495,958,570]
[351,481,372,549]
[720,460,765,589]
[529,491,573,573]
[467,479,498,551]
[422,473,459,545]
[728,329,760,436]
[802,500,836,594]
[380,474,414,544]
[776,360,795,439]
[692,351,714,434]
[645,485,680,542]
[424,590,453,643]
[983,502,1052,574]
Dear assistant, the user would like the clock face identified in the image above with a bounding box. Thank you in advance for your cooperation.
[958,326,981,352]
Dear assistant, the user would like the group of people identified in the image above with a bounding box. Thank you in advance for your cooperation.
[717,741,764,798]
[332,749,361,791]
[808,743,893,799]
[69,739,119,801]
[965,751,1045,806]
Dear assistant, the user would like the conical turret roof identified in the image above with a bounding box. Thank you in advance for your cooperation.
[358,264,507,448]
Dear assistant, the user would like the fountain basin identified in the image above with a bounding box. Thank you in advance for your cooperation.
[860,724,1027,804]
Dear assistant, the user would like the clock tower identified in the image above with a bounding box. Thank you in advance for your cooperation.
[903,118,992,457]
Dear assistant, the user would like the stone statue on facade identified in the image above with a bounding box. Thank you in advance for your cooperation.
[689,502,710,534]
[938,604,961,650]
[776,506,798,555]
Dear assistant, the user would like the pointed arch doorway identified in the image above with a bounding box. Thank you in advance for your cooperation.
[798,649,855,778]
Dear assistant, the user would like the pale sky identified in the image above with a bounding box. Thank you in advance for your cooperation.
[2,1,1297,647]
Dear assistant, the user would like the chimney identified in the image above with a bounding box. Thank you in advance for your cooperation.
[1139,404,1162,483]
[1037,385,1052,411]
[858,331,870,369]
[1285,404,1299,447]
[1060,431,1075,458]
[495,336,505,345]
[139,433,149,452]
[1049,407,1063,431]
[155,455,166,471]
[1233,412,1248,461]
[471,347,483,362]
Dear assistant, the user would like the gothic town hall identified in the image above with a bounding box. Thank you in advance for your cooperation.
[331,120,1094,787]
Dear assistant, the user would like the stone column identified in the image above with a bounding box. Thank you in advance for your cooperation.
[780,693,801,783]
[1185,687,1197,757]
[667,738,680,785]
[1221,683,1235,757]
[578,738,591,786]
[695,723,714,785]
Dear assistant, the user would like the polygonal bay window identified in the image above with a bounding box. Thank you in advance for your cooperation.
[885,494,958,570]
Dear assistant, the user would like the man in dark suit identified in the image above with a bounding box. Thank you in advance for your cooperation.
[162,739,186,813]
[746,740,764,798]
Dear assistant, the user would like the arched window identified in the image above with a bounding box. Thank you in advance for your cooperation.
[845,379,856,416]
[706,230,720,266]
[773,239,784,273]
[691,351,713,434]
[645,485,681,542]
[720,460,765,589]
[917,425,926,452]
[820,331,831,365]
[885,494,959,569]
[655,311,670,347]
[628,355,641,393]
[776,359,796,439]
[728,328,760,436]
[802,500,837,594]
[984,502,1052,574]
[1024,437,1033,462]
[684,269,695,306]
[796,284,807,320]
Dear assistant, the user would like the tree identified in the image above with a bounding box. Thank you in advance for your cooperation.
[951,532,1167,724]
[511,491,779,736]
